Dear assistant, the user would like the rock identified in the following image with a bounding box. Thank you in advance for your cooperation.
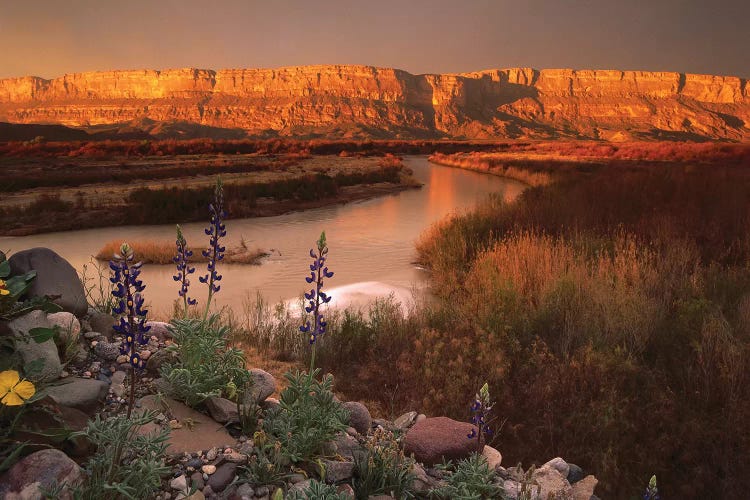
[254,485,270,496]
[543,457,570,479]
[94,341,122,361]
[411,463,439,494]
[260,397,280,411]
[6,311,62,382]
[147,348,179,375]
[394,411,418,430]
[532,465,572,499]
[236,483,254,499]
[0,449,83,499]
[111,370,127,398]
[403,417,478,466]
[332,432,361,459]
[482,445,503,470]
[415,413,427,424]
[9,248,87,317]
[46,377,109,412]
[342,401,371,435]
[337,484,356,498]
[205,397,239,424]
[190,471,205,491]
[46,312,80,342]
[138,395,234,454]
[14,401,92,457]
[245,368,275,404]
[88,311,117,338]
[170,474,188,492]
[321,460,354,484]
[145,321,173,340]
[176,491,205,500]
[206,448,218,461]
[571,475,597,500]
[566,463,585,484]
[84,331,102,340]
[201,465,216,475]
[207,463,237,493]
[288,479,313,495]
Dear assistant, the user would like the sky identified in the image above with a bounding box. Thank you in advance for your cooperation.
[0,0,748,79]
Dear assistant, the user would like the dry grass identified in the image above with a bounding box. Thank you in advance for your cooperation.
[95,239,268,265]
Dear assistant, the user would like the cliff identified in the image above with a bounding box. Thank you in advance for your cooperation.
[0,65,748,140]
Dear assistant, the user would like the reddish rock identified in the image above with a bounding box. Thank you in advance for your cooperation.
[0,449,82,499]
[403,416,478,466]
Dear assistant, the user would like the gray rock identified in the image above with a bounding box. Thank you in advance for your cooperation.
[205,396,239,424]
[88,311,117,339]
[0,449,83,499]
[190,472,205,491]
[236,483,254,499]
[206,463,237,492]
[94,341,122,361]
[47,312,81,343]
[145,321,173,340]
[245,368,276,404]
[342,401,371,435]
[411,463,439,494]
[288,479,313,495]
[543,457,570,479]
[9,247,88,317]
[46,377,109,412]
[170,474,188,492]
[7,310,62,382]
[321,460,354,484]
[332,432,362,459]
[254,485,270,496]
[111,370,127,398]
[532,465,572,499]
[147,348,179,375]
[567,463,585,484]
[394,411,418,430]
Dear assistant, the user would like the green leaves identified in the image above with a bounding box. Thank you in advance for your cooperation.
[28,327,56,344]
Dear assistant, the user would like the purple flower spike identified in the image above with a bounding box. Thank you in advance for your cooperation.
[299,232,334,353]
[174,225,197,314]
[201,178,227,318]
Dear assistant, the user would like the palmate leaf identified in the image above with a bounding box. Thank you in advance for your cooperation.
[28,327,56,343]
[0,260,10,278]
[4,271,36,298]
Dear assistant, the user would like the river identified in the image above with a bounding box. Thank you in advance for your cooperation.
[0,157,524,318]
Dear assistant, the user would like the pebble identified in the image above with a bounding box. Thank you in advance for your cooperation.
[116,355,129,364]
[170,475,188,491]
[60,370,69,378]
[169,420,183,429]
[206,448,218,461]
[90,340,98,347]
[83,371,92,378]
[202,465,216,475]
[84,331,100,339]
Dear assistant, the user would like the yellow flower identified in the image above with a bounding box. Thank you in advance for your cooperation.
[0,278,9,296]
[0,370,36,406]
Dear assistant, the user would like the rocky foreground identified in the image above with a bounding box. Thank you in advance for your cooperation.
[0,64,748,141]
[0,248,599,499]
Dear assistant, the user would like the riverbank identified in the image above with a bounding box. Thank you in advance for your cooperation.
[0,154,420,236]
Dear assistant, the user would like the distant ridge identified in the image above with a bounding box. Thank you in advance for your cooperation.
[0,65,748,141]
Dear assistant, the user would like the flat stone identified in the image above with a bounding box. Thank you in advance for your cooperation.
[46,377,109,412]
[394,411,418,430]
[0,449,82,499]
[342,401,371,435]
[9,248,88,317]
[321,460,354,484]
[6,310,62,382]
[205,396,239,424]
[403,417,478,466]
[138,395,233,455]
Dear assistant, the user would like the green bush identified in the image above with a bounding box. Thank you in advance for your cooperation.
[352,428,415,500]
[287,479,351,500]
[264,370,348,463]
[160,315,249,407]
[432,453,504,500]
[70,410,170,500]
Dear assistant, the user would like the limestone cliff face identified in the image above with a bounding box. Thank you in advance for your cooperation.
[0,65,748,140]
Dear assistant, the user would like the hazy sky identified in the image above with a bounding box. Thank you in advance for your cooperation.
[1,0,748,79]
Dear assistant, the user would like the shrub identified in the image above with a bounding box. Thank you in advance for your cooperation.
[263,370,348,463]
[288,479,351,500]
[160,315,249,407]
[352,428,415,500]
[237,430,290,489]
[432,453,504,499]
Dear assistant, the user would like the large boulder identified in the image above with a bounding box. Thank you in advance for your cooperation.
[9,248,87,317]
[6,310,62,382]
[0,449,83,499]
[46,377,109,412]
[532,464,573,499]
[403,417,478,466]
[205,396,239,424]
[342,401,371,435]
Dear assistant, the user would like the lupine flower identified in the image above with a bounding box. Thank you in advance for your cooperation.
[467,382,494,452]
[0,370,35,406]
[643,475,660,500]
[173,224,197,313]
[110,242,151,418]
[199,179,227,318]
[300,232,334,374]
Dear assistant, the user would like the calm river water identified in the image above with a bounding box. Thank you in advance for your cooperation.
[0,157,524,318]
